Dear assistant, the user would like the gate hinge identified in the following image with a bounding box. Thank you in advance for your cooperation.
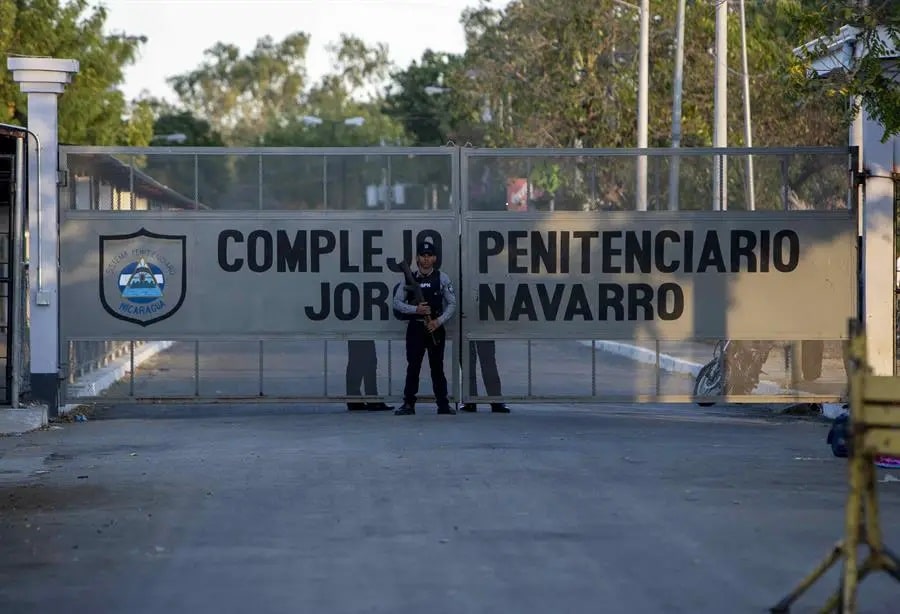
[57,169,67,187]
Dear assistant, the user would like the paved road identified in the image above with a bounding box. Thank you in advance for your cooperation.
[97,339,698,403]
[1,403,897,613]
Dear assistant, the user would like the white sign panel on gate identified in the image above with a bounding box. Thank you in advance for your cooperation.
[61,212,459,339]
[462,211,856,341]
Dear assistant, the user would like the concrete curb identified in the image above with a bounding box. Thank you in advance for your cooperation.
[1,341,175,434]
[577,340,702,377]
[62,340,175,414]
[0,406,48,435]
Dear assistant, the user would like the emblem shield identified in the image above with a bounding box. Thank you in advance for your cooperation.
[99,228,187,327]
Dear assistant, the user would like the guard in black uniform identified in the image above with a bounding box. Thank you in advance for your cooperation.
[393,240,456,415]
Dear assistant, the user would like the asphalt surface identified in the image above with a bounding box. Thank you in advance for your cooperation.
[1,402,898,613]
[96,338,698,402]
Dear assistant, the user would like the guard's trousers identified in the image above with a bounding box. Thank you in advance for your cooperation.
[403,323,449,408]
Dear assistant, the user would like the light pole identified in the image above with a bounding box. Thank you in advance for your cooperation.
[713,0,728,211]
[301,115,365,142]
[150,132,187,144]
[424,86,451,96]
[612,0,649,211]
[668,0,686,211]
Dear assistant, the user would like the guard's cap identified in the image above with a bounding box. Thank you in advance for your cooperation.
[417,240,436,256]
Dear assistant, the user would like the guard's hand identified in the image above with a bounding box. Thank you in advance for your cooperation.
[416,303,431,315]
[426,319,441,332]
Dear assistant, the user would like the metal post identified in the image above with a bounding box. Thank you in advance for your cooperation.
[322,156,328,210]
[258,154,264,210]
[780,157,790,211]
[129,340,135,397]
[194,341,200,396]
[526,157,532,210]
[129,156,135,210]
[193,154,199,209]
[385,155,392,211]
[655,339,661,395]
[258,340,264,396]
[527,340,532,397]
[668,0,686,211]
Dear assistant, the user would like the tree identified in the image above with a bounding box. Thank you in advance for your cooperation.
[383,50,472,146]
[789,0,899,139]
[151,108,226,147]
[259,35,413,209]
[452,0,854,211]
[167,32,311,145]
[135,109,230,208]
[0,0,152,145]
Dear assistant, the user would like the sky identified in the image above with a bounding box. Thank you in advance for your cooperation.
[100,0,479,103]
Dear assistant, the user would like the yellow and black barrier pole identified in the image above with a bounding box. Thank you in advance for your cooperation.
[771,320,900,613]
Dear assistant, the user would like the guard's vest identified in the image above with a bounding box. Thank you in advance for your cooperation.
[415,269,443,318]
[396,269,442,322]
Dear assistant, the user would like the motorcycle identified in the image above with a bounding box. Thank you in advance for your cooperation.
[693,340,774,406]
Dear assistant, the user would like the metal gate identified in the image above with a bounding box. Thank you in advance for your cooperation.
[0,135,27,406]
[57,145,857,406]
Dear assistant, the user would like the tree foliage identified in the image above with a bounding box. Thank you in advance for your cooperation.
[788,0,899,139]
[0,0,151,144]
[167,32,311,145]
[4,0,891,214]
[382,50,473,146]
[454,0,856,150]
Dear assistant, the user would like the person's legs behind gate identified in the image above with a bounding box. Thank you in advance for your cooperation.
[462,340,510,413]
[345,340,392,412]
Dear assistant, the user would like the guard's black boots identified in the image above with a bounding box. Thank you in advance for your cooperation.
[461,403,477,412]
[366,402,394,411]
[394,403,415,416]
[347,402,367,411]
[437,405,457,415]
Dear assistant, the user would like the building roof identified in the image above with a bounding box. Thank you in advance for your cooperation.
[66,152,210,210]
[0,123,28,139]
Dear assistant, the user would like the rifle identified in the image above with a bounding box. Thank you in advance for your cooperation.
[400,260,437,345]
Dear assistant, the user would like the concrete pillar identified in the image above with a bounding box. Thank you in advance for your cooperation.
[862,113,898,375]
[7,57,79,414]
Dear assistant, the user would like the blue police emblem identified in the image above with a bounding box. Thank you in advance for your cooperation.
[119,258,165,301]
[100,228,186,326]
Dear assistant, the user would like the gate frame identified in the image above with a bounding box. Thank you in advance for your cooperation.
[457,145,860,406]
[0,126,30,407]
[56,144,859,406]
